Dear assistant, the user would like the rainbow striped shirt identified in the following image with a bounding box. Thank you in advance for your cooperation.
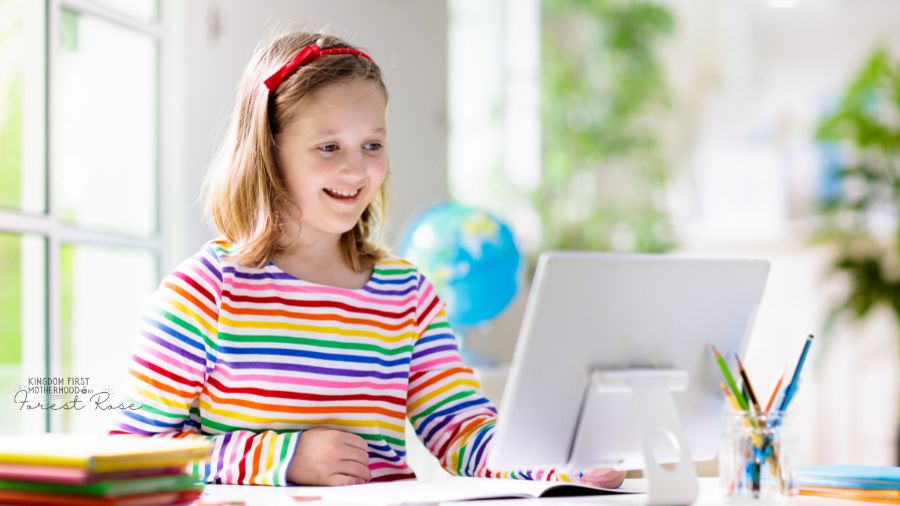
[111,239,576,485]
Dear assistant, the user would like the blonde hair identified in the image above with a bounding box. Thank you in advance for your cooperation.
[204,31,390,270]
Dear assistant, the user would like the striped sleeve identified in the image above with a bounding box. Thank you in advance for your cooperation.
[109,244,301,485]
[406,272,581,481]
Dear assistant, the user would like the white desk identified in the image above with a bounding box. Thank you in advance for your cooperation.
[200,477,870,505]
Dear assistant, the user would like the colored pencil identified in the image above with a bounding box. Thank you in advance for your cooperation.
[765,371,785,413]
[720,383,741,412]
[735,354,762,414]
[779,334,814,411]
[711,346,748,411]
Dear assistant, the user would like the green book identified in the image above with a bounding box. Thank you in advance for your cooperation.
[0,474,201,497]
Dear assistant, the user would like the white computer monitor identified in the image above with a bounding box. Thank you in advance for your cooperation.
[488,251,769,504]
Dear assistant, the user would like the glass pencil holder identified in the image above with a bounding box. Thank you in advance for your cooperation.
[719,409,799,502]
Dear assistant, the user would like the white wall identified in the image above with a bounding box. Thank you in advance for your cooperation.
[160,0,448,272]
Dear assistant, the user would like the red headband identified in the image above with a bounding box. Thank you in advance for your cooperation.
[263,44,374,92]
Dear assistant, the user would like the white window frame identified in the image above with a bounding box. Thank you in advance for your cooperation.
[447,0,541,252]
[0,0,164,432]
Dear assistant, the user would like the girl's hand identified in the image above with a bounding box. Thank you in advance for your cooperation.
[287,428,371,486]
[579,467,627,488]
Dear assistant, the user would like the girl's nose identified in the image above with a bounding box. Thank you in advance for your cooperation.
[339,152,367,177]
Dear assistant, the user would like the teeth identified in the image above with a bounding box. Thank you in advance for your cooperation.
[325,188,360,198]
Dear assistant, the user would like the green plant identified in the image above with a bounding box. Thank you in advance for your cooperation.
[814,46,900,336]
[533,0,676,270]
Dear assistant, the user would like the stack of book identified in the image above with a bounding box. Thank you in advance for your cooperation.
[799,465,900,504]
[0,434,211,505]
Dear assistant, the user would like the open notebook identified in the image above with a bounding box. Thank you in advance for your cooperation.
[201,477,645,505]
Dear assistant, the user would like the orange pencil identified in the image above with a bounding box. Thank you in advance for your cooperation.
[765,371,785,413]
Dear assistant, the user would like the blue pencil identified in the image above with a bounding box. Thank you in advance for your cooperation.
[779,334,814,412]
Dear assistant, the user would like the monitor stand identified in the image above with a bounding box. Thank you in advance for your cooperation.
[576,368,699,506]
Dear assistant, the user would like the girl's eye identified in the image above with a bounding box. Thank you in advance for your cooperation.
[318,144,339,153]
[364,142,383,152]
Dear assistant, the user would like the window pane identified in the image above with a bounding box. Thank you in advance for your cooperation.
[0,0,46,214]
[59,243,156,434]
[53,8,157,236]
[90,0,157,22]
[0,232,46,434]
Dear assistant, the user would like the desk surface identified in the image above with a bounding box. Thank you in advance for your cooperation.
[200,477,870,506]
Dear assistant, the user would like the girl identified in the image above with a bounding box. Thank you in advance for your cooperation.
[111,31,626,489]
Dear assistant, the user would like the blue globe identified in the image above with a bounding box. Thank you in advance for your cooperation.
[399,203,523,331]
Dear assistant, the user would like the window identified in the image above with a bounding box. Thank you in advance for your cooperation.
[0,0,161,434]
[448,0,546,257]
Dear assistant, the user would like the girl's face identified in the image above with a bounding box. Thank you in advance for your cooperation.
[276,78,387,243]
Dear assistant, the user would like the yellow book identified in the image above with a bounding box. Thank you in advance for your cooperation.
[0,434,212,473]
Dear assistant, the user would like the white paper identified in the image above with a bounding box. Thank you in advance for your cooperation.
[201,478,644,506]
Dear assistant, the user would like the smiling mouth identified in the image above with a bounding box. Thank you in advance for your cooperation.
[323,187,362,201]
